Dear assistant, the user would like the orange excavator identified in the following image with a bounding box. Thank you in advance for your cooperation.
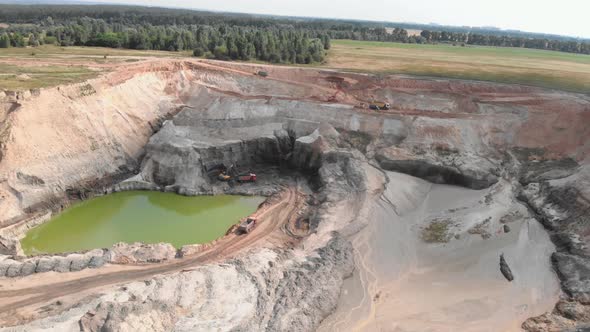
[215,164,256,183]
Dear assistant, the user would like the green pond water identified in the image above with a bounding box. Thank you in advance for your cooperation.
[21,191,264,255]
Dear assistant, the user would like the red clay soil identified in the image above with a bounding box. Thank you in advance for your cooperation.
[104,58,589,160]
[5,56,587,160]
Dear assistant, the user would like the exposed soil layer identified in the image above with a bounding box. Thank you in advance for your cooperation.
[0,58,588,331]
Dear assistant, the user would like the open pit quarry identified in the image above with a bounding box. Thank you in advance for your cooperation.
[0,59,589,331]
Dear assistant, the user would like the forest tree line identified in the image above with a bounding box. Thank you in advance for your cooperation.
[329,27,590,54]
[0,20,330,64]
[0,7,331,64]
[0,4,589,57]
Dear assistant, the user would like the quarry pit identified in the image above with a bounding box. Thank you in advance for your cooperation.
[0,59,589,331]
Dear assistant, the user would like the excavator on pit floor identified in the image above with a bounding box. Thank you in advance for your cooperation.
[215,163,237,181]
[211,164,257,183]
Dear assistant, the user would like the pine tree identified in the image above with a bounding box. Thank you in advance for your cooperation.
[0,33,10,48]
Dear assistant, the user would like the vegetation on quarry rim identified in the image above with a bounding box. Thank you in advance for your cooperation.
[0,39,589,92]
[0,62,97,90]
[326,40,590,94]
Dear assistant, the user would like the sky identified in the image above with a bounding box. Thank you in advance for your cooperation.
[74,0,589,38]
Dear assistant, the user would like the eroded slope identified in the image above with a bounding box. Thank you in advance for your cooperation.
[0,59,588,331]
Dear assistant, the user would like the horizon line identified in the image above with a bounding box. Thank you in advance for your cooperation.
[1,0,589,40]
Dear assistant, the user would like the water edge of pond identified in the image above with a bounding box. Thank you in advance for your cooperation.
[21,191,265,255]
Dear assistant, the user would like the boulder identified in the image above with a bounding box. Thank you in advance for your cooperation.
[53,257,72,273]
[68,253,91,272]
[20,260,37,276]
[6,262,23,277]
[79,310,108,332]
[88,255,107,268]
[500,254,514,282]
[36,257,57,273]
[0,259,18,277]
[86,249,108,268]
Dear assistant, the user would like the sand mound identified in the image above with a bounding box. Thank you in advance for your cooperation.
[16,74,31,81]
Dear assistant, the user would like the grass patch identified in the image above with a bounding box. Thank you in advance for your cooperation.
[3,43,588,93]
[467,217,492,239]
[421,219,453,243]
[0,44,187,58]
[326,40,590,93]
[0,45,190,90]
[79,83,96,96]
[0,63,98,90]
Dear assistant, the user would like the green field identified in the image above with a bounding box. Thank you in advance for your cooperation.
[0,63,98,90]
[0,44,188,58]
[0,45,190,90]
[1,42,589,93]
[326,40,590,93]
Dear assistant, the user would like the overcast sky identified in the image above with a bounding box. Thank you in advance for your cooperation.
[78,0,589,38]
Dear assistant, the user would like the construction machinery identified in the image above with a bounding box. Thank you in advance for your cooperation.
[206,163,227,177]
[217,173,231,181]
[207,163,256,183]
[238,217,257,234]
[237,173,257,183]
[208,163,235,181]
[369,101,391,110]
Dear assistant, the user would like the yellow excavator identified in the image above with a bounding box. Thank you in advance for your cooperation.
[216,164,237,182]
[369,101,391,111]
[217,173,231,181]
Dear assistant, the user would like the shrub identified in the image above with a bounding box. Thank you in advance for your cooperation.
[192,47,204,57]
[44,36,58,45]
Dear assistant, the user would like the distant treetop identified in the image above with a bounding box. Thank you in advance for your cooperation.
[0,4,587,56]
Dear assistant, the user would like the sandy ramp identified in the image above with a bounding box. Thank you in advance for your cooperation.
[320,172,559,332]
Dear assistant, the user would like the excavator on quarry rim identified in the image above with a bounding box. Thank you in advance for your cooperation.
[369,101,391,111]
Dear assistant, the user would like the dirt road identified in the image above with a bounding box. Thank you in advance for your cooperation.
[0,187,304,326]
